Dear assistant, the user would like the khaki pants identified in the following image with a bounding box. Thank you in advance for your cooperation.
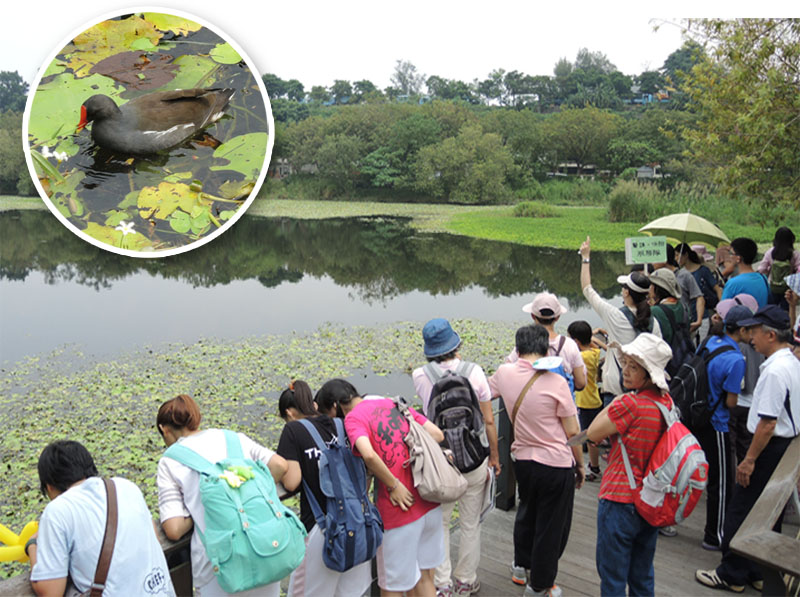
[435,459,489,588]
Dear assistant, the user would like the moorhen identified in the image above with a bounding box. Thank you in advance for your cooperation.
[76,88,235,154]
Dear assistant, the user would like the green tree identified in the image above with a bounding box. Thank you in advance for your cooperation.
[574,48,617,75]
[477,69,506,104]
[545,106,621,170]
[683,18,800,207]
[607,138,660,172]
[262,73,286,99]
[661,40,705,86]
[353,79,378,102]
[315,133,366,192]
[330,79,353,104]
[636,71,664,95]
[309,85,331,104]
[391,60,425,96]
[0,111,33,194]
[0,71,28,112]
[414,124,515,203]
[284,79,305,101]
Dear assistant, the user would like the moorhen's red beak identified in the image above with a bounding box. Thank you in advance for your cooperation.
[76,105,88,133]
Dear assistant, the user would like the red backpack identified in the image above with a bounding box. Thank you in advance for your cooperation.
[619,397,709,527]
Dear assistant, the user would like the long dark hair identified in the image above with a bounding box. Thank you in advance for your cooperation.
[772,226,796,261]
[278,380,316,419]
[316,378,359,418]
[625,271,653,332]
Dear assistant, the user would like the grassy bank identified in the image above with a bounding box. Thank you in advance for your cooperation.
[0,195,43,211]
[2,195,780,251]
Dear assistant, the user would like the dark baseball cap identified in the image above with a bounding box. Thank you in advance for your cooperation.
[723,305,754,328]
[737,304,791,329]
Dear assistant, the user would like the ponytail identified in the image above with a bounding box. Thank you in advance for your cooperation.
[627,288,652,332]
[278,380,316,419]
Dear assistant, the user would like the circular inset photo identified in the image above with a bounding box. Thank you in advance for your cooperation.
[23,9,272,256]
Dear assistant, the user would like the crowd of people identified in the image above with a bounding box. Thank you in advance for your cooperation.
[21,227,800,597]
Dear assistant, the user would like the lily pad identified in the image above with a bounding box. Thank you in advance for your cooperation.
[219,180,255,200]
[67,16,162,78]
[48,171,85,219]
[90,51,178,91]
[142,13,203,37]
[137,182,200,220]
[169,211,191,233]
[209,42,242,65]
[83,222,152,250]
[158,54,219,90]
[118,190,140,210]
[129,38,157,51]
[104,210,130,227]
[210,133,269,179]
[29,73,120,146]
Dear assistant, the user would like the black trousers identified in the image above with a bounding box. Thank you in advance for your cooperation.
[696,425,734,547]
[728,406,753,465]
[716,436,793,586]
[513,459,575,592]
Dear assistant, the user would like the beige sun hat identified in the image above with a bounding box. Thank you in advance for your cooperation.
[648,268,681,299]
[609,333,673,392]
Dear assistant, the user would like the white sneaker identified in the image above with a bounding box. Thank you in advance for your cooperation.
[524,584,563,597]
[511,562,527,586]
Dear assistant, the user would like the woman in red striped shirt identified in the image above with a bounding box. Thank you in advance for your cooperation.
[586,333,673,597]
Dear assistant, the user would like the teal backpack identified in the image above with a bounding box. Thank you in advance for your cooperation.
[165,430,307,592]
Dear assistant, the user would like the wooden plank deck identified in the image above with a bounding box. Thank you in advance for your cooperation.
[447,478,798,597]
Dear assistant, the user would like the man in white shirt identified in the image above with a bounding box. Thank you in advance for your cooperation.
[696,305,800,593]
[28,441,174,597]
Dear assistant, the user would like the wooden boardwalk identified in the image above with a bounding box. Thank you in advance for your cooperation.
[447,478,797,597]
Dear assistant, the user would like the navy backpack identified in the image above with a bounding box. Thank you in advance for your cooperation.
[299,418,383,572]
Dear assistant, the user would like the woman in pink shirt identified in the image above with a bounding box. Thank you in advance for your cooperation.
[489,324,584,597]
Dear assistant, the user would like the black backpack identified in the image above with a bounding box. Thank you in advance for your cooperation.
[669,337,735,430]
[423,361,489,473]
[654,304,695,377]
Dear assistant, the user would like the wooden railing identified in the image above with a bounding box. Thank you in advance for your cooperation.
[729,435,800,596]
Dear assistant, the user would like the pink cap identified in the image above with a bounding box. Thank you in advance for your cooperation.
[716,293,759,319]
[522,292,568,318]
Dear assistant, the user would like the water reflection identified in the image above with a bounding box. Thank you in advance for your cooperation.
[0,210,626,362]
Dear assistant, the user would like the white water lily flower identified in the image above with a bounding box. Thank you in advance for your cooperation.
[41,145,68,162]
[115,221,136,236]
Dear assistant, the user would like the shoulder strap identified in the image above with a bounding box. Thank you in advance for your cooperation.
[620,306,652,334]
[554,336,566,356]
[333,417,347,447]
[164,443,219,476]
[618,395,675,490]
[298,418,328,452]
[223,430,244,460]
[454,360,476,378]
[761,272,769,293]
[423,362,444,384]
[90,478,118,597]
[511,371,545,427]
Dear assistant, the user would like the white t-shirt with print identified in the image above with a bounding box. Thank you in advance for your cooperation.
[32,477,174,596]
[157,429,277,591]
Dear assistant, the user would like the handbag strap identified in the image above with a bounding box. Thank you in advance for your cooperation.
[511,371,544,427]
[90,478,118,597]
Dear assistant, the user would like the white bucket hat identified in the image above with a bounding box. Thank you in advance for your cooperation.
[609,333,673,392]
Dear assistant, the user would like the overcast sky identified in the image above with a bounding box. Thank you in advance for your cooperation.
[4,2,792,91]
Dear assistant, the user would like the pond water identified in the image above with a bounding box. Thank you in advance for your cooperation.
[0,209,627,368]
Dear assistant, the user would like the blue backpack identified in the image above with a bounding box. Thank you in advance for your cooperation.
[165,430,307,592]
[298,417,383,572]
